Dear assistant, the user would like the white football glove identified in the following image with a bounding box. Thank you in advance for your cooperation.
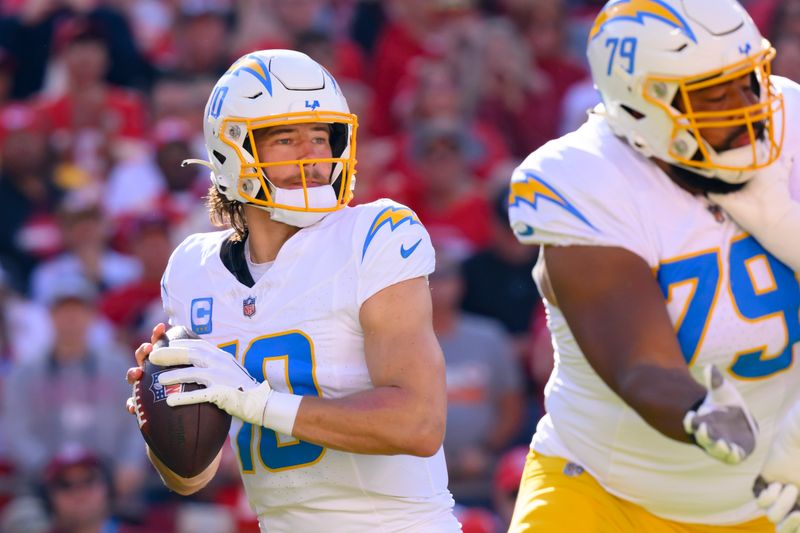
[150,339,301,435]
[754,478,800,533]
[708,164,800,272]
[682,365,758,465]
[754,400,800,532]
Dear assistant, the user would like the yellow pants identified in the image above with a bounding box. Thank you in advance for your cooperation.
[508,450,772,532]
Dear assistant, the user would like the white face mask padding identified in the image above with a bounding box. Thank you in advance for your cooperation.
[268,185,338,228]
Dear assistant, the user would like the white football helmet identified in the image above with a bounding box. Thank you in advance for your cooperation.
[587,0,784,184]
[192,49,358,227]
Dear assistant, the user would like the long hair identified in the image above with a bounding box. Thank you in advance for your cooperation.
[206,186,247,241]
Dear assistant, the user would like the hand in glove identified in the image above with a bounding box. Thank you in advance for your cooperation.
[753,400,800,532]
[683,365,758,465]
[150,339,300,434]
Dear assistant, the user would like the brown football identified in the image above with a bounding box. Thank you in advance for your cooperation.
[133,325,231,478]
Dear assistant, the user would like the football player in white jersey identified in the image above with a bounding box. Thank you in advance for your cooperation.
[507,1,800,532]
[124,50,460,532]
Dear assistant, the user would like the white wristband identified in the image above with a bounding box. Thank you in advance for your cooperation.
[262,391,303,436]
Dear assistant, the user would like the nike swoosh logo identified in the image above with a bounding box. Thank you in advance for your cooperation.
[515,224,535,237]
[400,239,422,258]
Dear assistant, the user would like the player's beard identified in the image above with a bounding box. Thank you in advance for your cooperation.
[667,164,746,195]
[668,121,767,195]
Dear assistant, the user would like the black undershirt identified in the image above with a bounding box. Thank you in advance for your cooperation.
[220,235,255,288]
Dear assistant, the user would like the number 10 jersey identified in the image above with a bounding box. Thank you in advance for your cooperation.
[160,198,457,532]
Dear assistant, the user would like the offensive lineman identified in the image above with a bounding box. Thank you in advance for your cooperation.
[507,0,800,531]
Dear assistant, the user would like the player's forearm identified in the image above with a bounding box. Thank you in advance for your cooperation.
[616,364,707,443]
[290,386,445,457]
[146,446,220,495]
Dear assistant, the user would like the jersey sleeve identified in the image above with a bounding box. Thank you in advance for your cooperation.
[774,77,800,201]
[159,232,222,331]
[507,139,652,260]
[356,201,435,307]
[160,241,188,327]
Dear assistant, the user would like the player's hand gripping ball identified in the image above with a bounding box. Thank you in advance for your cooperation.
[133,326,231,478]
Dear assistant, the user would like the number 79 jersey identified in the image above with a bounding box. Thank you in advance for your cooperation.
[159,199,457,532]
[508,78,800,525]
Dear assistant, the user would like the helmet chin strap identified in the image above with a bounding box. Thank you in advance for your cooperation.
[267,185,337,228]
[183,157,339,228]
[255,172,338,228]
[219,182,337,228]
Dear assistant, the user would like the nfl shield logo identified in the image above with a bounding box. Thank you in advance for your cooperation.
[150,371,183,403]
[243,296,256,318]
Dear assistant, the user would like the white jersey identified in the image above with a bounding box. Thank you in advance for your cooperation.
[508,76,800,525]
[161,199,459,532]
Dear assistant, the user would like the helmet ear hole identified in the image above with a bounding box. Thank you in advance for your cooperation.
[620,104,645,120]
[212,150,227,165]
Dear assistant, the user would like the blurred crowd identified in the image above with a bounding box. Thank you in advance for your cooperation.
[0,0,796,532]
